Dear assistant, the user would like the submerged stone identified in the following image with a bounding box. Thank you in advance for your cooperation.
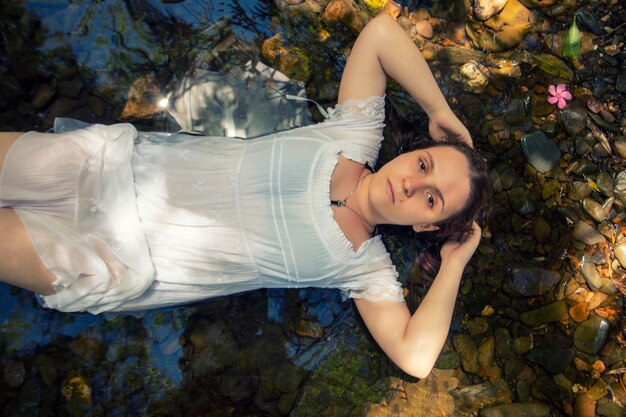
[526,347,574,374]
[479,402,550,417]
[508,187,537,216]
[505,264,561,297]
[572,221,605,245]
[453,334,479,374]
[521,131,560,173]
[574,316,610,354]
[581,252,603,291]
[520,301,567,327]
[558,103,587,136]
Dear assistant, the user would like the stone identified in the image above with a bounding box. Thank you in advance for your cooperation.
[322,0,363,32]
[3,359,25,388]
[474,0,508,21]
[615,140,626,159]
[520,300,567,327]
[119,74,163,120]
[494,328,512,358]
[576,8,605,35]
[568,181,593,201]
[521,131,560,173]
[596,397,625,417]
[532,217,551,242]
[574,316,610,354]
[616,72,626,95]
[511,336,532,354]
[32,83,55,109]
[505,264,561,297]
[582,197,613,223]
[614,171,626,205]
[558,103,587,137]
[574,391,597,417]
[467,317,490,336]
[453,382,512,413]
[478,337,495,377]
[580,252,603,291]
[451,60,491,94]
[527,347,574,374]
[508,187,537,216]
[453,334,479,374]
[595,173,614,197]
[414,20,433,38]
[479,402,550,417]
[572,221,605,245]
[569,302,590,323]
[614,240,626,268]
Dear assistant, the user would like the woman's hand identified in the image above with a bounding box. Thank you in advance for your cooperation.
[439,221,481,268]
[428,108,473,147]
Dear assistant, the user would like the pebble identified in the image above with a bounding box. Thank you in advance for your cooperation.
[614,240,626,268]
[558,104,587,136]
[474,0,508,21]
[568,181,592,201]
[526,347,574,374]
[572,221,605,245]
[453,334,480,374]
[582,196,613,223]
[616,71,626,94]
[574,316,610,354]
[613,171,626,205]
[508,187,537,216]
[479,402,550,417]
[3,359,25,388]
[580,252,603,291]
[520,131,560,173]
[520,301,567,327]
[505,264,561,297]
[31,84,55,109]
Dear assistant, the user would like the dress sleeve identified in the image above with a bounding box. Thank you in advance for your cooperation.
[327,96,386,123]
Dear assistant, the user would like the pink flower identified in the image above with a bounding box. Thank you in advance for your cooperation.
[547,84,572,109]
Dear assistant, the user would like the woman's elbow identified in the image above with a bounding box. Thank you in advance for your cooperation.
[395,351,437,379]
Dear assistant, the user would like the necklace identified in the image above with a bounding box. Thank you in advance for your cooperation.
[330,174,372,229]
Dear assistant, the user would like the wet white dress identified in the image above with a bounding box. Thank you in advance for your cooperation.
[0,96,404,314]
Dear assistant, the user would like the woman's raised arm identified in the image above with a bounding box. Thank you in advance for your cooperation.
[339,13,471,145]
[354,222,481,378]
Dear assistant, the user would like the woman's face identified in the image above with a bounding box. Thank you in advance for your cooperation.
[366,146,471,230]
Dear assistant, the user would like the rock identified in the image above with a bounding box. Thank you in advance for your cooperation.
[220,371,258,404]
[505,264,561,296]
[569,302,590,323]
[35,355,57,385]
[478,337,495,377]
[453,334,480,374]
[119,74,163,120]
[474,0,508,21]
[453,381,512,413]
[480,402,550,417]
[616,72,626,94]
[558,103,587,136]
[574,316,610,354]
[614,240,626,268]
[582,196,613,222]
[574,391,596,417]
[322,0,363,32]
[467,317,490,336]
[569,181,592,200]
[526,347,574,374]
[494,328,512,357]
[596,397,625,417]
[508,187,537,216]
[512,336,532,354]
[614,140,626,159]
[451,60,491,94]
[575,8,605,35]
[59,78,84,99]
[32,83,55,109]
[572,221,605,245]
[595,172,614,197]
[580,252,603,290]
[521,131,560,173]
[292,319,324,338]
[3,359,25,388]
[568,159,598,176]
[520,300,567,326]
[533,217,550,242]
[414,20,433,39]
[613,171,626,205]
[261,34,312,83]
[544,29,595,57]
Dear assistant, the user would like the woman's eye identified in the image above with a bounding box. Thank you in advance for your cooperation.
[427,194,434,208]
[419,160,426,172]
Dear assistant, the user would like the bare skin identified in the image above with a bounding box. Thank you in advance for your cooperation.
[0,132,57,295]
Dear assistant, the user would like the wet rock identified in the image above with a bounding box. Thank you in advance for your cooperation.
[569,302,590,323]
[581,252,603,290]
[0,73,23,102]
[520,300,567,326]
[616,72,626,94]
[508,187,537,216]
[505,264,561,296]
[220,371,258,404]
[494,328,511,358]
[575,8,605,35]
[533,217,550,242]
[59,79,84,99]
[542,179,560,200]
[32,83,55,109]
[322,0,364,32]
[478,337,495,377]
[453,381,512,413]
[414,20,433,38]
[435,348,462,369]
[574,316,610,354]
[467,317,490,336]
[521,131,560,173]
[35,354,57,385]
[451,60,491,94]
[613,171,626,205]
[613,139,626,159]
[491,162,515,192]
[614,240,626,268]
[526,347,574,374]
[292,319,324,338]
[558,103,587,136]
[474,0,508,21]
[261,34,312,83]
[61,374,92,405]
[567,159,598,176]
[569,181,592,201]
[512,336,532,354]
[119,74,163,120]
[572,221,605,245]
[574,390,596,417]
[582,196,613,222]
[480,402,550,417]
[3,359,25,388]
[595,172,614,197]
[453,334,479,374]
[596,397,624,417]
[544,29,595,58]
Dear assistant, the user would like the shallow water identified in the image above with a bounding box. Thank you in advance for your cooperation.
[1,0,626,416]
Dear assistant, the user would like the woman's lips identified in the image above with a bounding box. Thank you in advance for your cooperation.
[387,179,394,203]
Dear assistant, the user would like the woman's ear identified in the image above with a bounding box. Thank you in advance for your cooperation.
[413,224,440,233]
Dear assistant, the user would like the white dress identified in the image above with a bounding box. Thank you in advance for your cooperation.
[0,96,404,314]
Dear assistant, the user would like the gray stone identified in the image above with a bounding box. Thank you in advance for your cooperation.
[614,241,626,268]
[480,402,550,417]
[568,181,592,201]
[576,8,605,35]
[614,171,626,205]
[505,264,561,297]
[596,172,614,197]
[615,71,626,94]
[526,347,574,374]
[574,316,610,354]
[582,196,613,222]
[572,221,606,245]
[558,103,587,136]
[521,131,561,173]
[581,252,603,290]
[508,187,537,216]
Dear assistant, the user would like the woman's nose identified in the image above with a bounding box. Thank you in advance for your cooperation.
[403,177,417,197]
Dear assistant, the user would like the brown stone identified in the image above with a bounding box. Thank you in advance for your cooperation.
[569,302,590,323]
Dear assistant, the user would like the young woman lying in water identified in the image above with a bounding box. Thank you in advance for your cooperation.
[0,13,489,378]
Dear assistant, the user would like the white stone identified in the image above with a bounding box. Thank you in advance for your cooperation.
[474,0,508,21]
[451,60,490,94]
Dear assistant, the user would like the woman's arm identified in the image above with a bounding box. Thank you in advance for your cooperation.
[354,222,481,378]
[339,13,471,144]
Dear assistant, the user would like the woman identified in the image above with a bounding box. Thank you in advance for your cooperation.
[0,14,489,378]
